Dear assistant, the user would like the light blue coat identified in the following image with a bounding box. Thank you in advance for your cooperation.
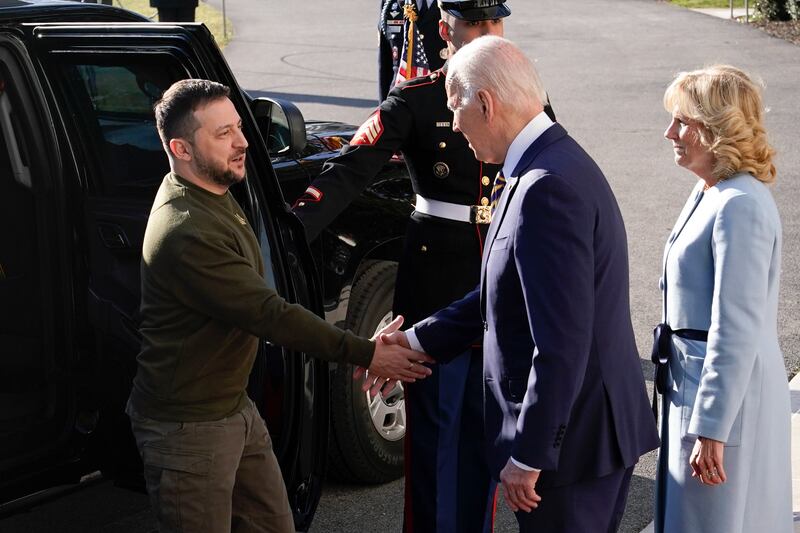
[655,173,792,533]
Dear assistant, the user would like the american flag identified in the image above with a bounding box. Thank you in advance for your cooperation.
[394,0,430,86]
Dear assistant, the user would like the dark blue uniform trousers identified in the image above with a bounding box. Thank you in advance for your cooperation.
[403,347,496,533]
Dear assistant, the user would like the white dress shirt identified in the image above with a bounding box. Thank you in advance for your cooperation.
[406,111,555,472]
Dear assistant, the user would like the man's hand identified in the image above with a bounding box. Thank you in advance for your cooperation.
[690,436,727,486]
[499,459,542,513]
[352,315,434,396]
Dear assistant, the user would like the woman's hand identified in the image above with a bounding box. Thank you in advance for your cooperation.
[689,436,727,486]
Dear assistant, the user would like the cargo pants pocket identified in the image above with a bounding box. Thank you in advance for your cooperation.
[142,443,213,533]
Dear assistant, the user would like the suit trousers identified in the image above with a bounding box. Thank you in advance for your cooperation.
[127,398,294,533]
[514,466,634,533]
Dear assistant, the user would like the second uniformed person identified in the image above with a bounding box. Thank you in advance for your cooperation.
[379,0,447,100]
[294,2,555,531]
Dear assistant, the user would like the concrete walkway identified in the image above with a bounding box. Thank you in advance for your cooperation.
[691,7,754,20]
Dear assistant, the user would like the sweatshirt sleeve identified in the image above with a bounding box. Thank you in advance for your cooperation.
[160,226,375,368]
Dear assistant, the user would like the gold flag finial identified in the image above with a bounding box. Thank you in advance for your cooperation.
[403,2,418,79]
[403,2,418,22]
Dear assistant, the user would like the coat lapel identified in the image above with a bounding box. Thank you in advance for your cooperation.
[662,184,705,270]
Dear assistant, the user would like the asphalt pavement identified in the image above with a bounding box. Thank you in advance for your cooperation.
[0,1,797,532]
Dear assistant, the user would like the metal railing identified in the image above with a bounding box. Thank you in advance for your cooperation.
[731,0,751,23]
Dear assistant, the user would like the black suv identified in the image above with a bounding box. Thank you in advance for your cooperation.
[0,0,412,529]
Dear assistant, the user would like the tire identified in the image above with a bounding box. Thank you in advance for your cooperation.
[328,261,405,483]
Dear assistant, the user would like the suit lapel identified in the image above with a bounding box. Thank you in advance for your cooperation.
[479,124,568,321]
[480,177,520,321]
[483,178,517,268]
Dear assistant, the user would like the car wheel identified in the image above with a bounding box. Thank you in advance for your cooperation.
[328,261,405,483]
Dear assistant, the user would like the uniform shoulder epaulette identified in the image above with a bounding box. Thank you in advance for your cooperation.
[398,69,444,92]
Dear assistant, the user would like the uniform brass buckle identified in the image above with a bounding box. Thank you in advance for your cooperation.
[470,205,492,225]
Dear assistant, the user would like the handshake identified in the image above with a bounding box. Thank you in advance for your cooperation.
[353,316,434,396]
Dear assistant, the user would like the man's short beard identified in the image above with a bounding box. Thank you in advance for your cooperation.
[194,152,244,188]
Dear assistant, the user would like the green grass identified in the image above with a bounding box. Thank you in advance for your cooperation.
[112,0,233,48]
[670,0,748,7]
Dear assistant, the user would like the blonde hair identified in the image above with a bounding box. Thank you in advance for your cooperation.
[663,65,776,184]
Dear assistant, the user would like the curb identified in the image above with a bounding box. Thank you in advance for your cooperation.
[640,372,800,532]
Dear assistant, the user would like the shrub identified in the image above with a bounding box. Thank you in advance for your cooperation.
[754,0,791,19]
[787,0,800,20]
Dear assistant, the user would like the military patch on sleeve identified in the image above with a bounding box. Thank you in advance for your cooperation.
[350,111,384,146]
[301,186,323,202]
[293,185,324,208]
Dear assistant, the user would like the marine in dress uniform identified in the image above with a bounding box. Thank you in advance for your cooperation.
[379,0,447,100]
[294,3,555,531]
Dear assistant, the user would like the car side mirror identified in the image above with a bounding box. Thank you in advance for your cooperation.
[251,97,307,157]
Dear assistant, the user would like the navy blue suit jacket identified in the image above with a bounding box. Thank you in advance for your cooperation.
[414,124,659,487]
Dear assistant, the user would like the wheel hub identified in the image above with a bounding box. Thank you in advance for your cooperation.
[366,311,406,442]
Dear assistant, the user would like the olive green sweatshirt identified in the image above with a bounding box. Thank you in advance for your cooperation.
[129,173,374,421]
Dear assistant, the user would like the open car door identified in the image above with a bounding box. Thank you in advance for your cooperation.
[8,21,328,529]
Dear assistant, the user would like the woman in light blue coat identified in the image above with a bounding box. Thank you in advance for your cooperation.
[654,65,792,533]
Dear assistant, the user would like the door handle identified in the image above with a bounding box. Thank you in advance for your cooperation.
[97,222,130,249]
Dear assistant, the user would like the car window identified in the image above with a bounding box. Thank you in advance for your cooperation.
[54,56,184,199]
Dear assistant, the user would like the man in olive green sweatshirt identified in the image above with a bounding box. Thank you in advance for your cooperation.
[126,79,433,533]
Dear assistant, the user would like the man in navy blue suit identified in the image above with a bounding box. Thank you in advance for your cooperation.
[372,36,659,531]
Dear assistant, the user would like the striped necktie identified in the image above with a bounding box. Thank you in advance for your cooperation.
[490,171,506,216]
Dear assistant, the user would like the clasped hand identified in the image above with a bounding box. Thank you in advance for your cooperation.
[689,436,727,486]
[499,459,542,513]
[352,315,434,396]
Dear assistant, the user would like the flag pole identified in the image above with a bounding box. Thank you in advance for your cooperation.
[404,0,418,79]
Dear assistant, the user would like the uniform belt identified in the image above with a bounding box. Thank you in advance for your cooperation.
[414,195,492,224]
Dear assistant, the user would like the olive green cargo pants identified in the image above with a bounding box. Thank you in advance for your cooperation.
[127,399,294,533]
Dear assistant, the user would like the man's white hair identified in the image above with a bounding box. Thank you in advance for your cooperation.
[446,36,546,110]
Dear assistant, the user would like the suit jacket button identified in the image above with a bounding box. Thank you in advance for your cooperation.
[482,176,490,186]
[420,245,428,252]
[439,142,447,149]
[480,197,489,206]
